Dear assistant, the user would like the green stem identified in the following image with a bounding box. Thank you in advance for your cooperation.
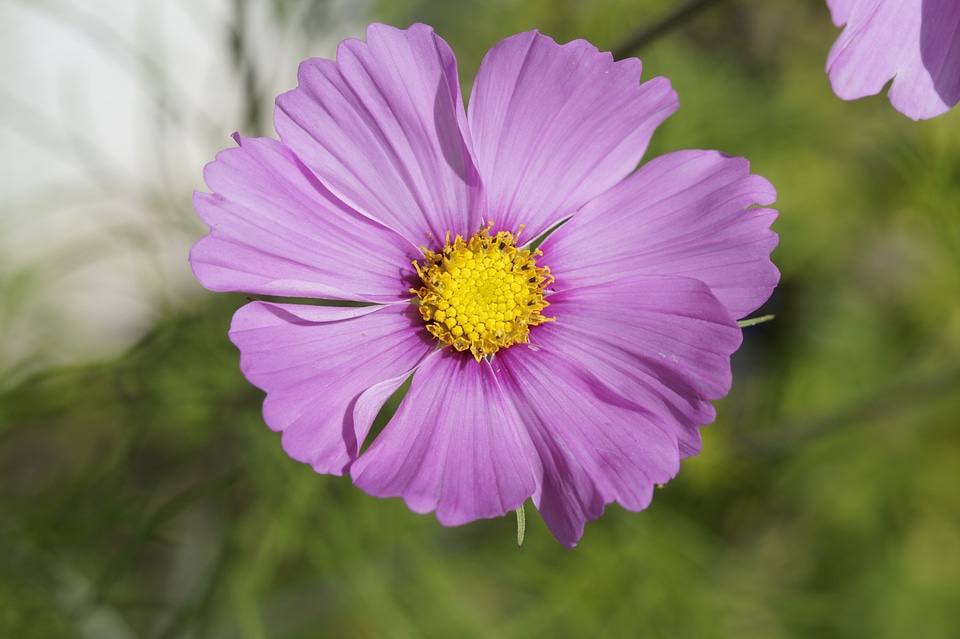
[611,0,730,60]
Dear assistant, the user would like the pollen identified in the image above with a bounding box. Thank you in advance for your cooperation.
[412,225,554,361]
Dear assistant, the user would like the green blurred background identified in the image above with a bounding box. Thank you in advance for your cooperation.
[3,0,960,637]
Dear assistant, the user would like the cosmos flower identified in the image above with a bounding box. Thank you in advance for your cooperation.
[825,0,960,120]
[190,23,779,547]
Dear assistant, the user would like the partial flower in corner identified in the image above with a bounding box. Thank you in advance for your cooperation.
[189,23,779,548]
[825,0,960,120]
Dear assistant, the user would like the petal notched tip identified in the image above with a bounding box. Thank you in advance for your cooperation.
[351,352,539,527]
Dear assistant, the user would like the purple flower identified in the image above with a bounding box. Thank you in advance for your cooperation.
[825,0,960,120]
[190,23,779,547]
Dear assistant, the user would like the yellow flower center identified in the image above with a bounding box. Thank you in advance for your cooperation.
[412,225,554,361]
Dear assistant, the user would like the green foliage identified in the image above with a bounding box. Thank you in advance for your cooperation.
[3,0,960,637]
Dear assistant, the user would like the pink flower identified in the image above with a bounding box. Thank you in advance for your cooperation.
[190,23,779,547]
[826,0,960,120]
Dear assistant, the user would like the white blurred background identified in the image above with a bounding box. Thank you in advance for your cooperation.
[0,0,369,387]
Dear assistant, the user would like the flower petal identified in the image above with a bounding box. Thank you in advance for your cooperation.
[496,346,681,548]
[275,23,482,245]
[826,0,857,25]
[351,350,539,526]
[536,275,742,459]
[467,30,678,239]
[543,149,778,319]
[826,0,960,120]
[191,135,419,302]
[229,301,432,475]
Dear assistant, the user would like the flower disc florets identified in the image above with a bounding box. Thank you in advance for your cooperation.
[413,225,554,361]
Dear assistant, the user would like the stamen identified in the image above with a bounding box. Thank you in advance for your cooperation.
[412,224,554,361]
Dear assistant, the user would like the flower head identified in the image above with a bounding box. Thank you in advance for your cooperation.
[825,0,960,120]
[190,23,779,547]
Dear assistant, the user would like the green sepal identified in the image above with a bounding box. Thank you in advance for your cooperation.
[737,314,775,328]
[516,504,526,548]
